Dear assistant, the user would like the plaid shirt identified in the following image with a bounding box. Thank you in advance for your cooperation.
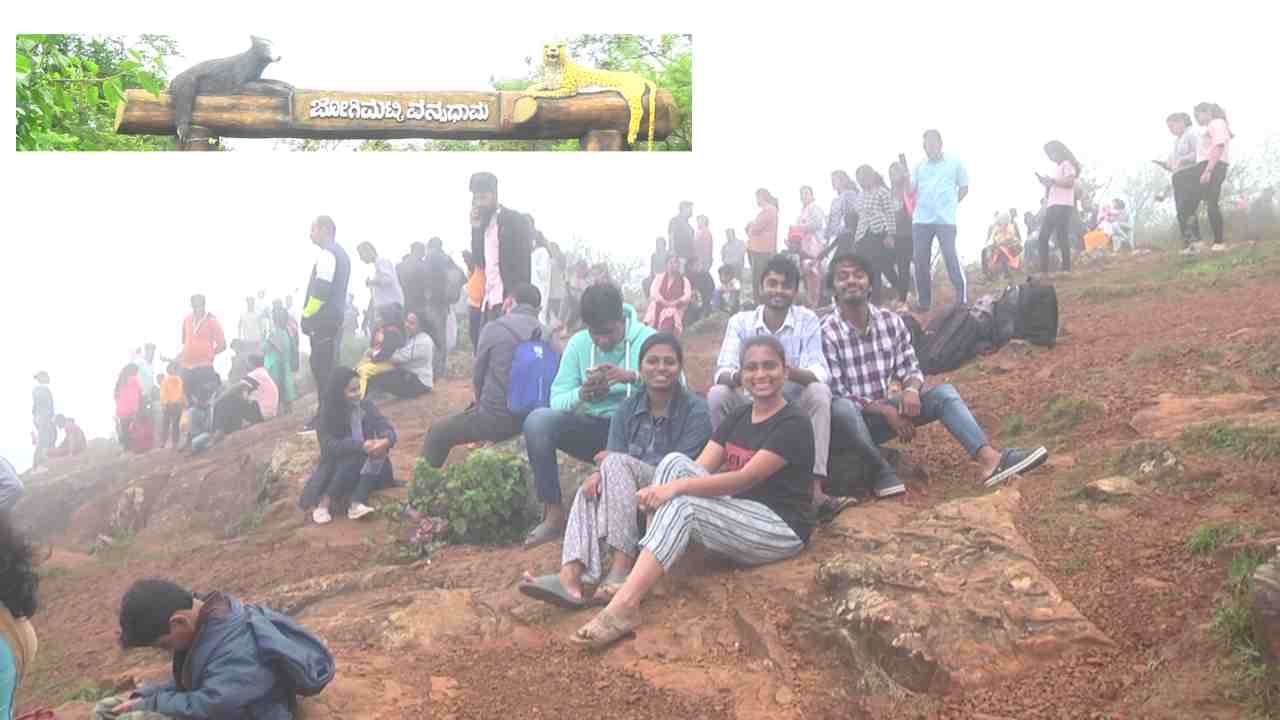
[855,187,897,240]
[821,305,924,405]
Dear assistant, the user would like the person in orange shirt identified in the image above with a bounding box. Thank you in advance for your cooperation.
[159,362,186,449]
[463,250,486,351]
[180,294,226,403]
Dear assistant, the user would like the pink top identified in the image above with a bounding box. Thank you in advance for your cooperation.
[483,214,503,311]
[746,204,779,254]
[1047,160,1076,207]
[115,375,143,417]
[248,367,279,418]
[1197,118,1231,163]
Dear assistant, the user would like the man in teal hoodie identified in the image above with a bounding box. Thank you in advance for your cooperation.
[522,283,655,547]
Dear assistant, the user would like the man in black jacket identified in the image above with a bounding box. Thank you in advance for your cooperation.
[397,241,430,321]
[470,171,532,322]
[300,215,351,432]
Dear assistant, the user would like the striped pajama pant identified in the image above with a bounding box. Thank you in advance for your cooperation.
[640,453,804,572]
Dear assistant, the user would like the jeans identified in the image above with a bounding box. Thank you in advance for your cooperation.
[912,223,966,309]
[308,330,340,403]
[1182,161,1230,244]
[830,384,989,479]
[1040,205,1074,273]
[421,407,522,468]
[523,409,612,505]
[1171,165,1203,245]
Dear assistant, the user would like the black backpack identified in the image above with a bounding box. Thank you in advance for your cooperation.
[992,285,1020,347]
[920,304,981,375]
[901,313,927,369]
[1014,280,1059,347]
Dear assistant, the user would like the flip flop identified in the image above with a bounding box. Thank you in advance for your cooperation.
[518,573,586,609]
[569,609,638,649]
[523,522,564,548]
[816,495,859,523]
[588,565,632,607]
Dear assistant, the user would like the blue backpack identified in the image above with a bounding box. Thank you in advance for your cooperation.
[246,605,336,698]
[504,325,560,415]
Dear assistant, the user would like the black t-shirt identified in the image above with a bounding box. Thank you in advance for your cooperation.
[668,216,695,260]
[712,402,816,543]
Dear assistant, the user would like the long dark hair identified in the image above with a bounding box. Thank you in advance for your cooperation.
[1194,102,1235,138]
[855,164,886,191]
[0,512,39,619]
[115,363,139,396]
[321,366,359,437]
[1043,140,1082,176]
[756,188,779,209]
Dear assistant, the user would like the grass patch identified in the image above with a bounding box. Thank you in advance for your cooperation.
[37,564,71,579]
[1060,556,1089,576]
[1186,523,1261,556]
[1211,548,1275,715]
[1077,284,1147,304]
[1182,421,1280,463]
[999,413,1026,440]
[1039,394,1105,437]
[1128,344,1224,368]
[65,679,113,703]
[1195,367,1245,394]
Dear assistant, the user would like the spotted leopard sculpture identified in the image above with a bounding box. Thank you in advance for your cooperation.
[526,42,657,150]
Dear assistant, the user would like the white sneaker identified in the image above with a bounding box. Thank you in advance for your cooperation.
[1210,243,1226,253]
[347,502,375,521]
[312,507,332,525]
[1180,246,1199,256]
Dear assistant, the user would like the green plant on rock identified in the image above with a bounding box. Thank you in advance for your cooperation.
[1182,421,1280,463]
[408,449,532,545]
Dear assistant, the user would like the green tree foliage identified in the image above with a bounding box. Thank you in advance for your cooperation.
[16,34,178,151]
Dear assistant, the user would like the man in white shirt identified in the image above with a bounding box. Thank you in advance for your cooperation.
[357,241,406,317]
[708,254,843,513]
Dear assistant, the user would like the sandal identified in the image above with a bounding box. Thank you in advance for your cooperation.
[816,495,859,523]
[523,522,564,548]
[588,565,632,607]
[518,573,586,609]
[569,609,638,649]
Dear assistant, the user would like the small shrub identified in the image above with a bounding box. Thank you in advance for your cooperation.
[66,680,110,702]
[1060,556,1089,576]
[1181,421,1280,463]
[1186,523,1255,556]
[408,449,532,546]
[1211,549,1273,713]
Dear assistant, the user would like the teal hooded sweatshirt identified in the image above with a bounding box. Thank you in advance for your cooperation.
[549,304,655,418]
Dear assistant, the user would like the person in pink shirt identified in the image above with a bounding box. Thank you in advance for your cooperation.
[1184,102,1234,252]
[1035,140,1081,274]
[114,364,144,451]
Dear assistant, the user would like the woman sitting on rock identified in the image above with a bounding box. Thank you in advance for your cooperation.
[569,335,815,648]
[1,512,39,720]
[519,333,712,609]
[299,367,397,525]
[365,310,434,400]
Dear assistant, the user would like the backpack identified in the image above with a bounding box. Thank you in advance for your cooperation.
[1014,280,1059,347]
[900,313,927,370]
[504,325,560,415]
[919,303,981,375]
[992,285,1020,347]
[246,605,336,698]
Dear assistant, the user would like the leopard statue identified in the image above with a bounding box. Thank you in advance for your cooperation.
[525,42,657,150]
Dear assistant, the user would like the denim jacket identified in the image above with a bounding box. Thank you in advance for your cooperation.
[606,385,712,466]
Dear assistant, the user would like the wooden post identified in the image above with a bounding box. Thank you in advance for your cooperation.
[581,129,624,151]
[115,88,677,145]
[177,126,220,151]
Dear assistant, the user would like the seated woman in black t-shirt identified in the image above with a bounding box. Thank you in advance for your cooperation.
[569,335,816,649]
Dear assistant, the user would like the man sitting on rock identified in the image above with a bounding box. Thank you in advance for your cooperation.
[47,414,87,458]
[420,283,553,468]
[821,252,1049,497]
[522,282,655,547]
[95,578,333,720]
[709,254,851,516]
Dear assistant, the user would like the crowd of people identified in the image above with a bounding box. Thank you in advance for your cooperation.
[5,102,1275,717]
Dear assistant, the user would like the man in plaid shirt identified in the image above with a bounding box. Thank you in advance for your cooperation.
[821,253,1047,497]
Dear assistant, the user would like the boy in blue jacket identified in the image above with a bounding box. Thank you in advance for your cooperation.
[94,579,333,720]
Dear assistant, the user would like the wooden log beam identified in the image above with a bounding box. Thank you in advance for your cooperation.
[114,88,677,144]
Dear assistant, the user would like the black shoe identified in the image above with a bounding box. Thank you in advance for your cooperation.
[984,446,1049,488]
[873,471,906,498]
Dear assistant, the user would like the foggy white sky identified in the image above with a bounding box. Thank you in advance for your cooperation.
[4,0,1278,471]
